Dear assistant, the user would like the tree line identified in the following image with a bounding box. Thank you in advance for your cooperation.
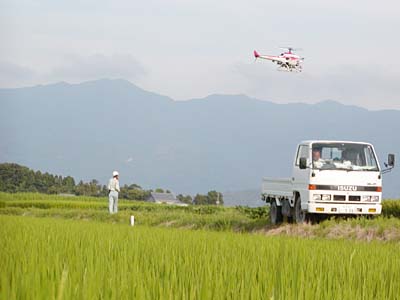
[0,163,223,205]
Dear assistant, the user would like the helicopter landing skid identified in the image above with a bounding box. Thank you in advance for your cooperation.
[277,66,302,73]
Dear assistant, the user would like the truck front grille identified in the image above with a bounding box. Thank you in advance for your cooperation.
[349,196,361,201]
[333,195,346,201]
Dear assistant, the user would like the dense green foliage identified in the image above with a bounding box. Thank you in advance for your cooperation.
[0,163,76,194]
[176,194,193,204]
[1,215,400,299]
[236,205,269,219]
[0,163,112,196]
[118,184,151,201]
[380,199,400,218]
[193,191,224,205]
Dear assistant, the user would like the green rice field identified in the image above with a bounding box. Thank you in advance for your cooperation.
[1,193,400,299]
[1,215,400,299]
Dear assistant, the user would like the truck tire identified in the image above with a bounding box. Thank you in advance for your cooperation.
[270,200,283,225]
[294,196,307,224]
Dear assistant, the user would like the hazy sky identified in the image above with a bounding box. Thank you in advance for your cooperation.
[1,0,400,110]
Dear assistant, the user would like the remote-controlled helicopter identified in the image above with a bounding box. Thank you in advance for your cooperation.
[253,47,304,72]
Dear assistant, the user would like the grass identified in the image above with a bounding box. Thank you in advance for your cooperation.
[0,192,269,232]
[1,192,400,239]
[381,199,400,218]
[1,215,400,299]
[1,193,400,299]
[0,192,106,202]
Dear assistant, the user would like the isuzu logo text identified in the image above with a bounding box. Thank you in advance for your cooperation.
[337,185,358,191]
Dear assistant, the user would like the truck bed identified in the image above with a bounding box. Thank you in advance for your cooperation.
[261,177,293,199]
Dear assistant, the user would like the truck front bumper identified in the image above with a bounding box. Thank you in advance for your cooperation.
[307,202,382,215]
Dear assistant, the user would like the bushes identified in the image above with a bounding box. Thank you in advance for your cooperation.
[382,200,400,218]
[235,206,269,219]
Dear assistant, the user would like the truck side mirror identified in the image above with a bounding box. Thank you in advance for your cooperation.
[388,154,395,167]
[299,157,307,169]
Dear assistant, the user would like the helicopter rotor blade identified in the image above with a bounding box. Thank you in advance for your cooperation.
[279,47,303,52]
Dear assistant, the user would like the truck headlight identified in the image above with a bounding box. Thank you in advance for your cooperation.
[371,196,379,202]
[321,194,331,201]
[362,195,371,202]
[313,194,322,200]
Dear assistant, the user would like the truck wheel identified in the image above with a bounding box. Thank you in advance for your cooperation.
[270,200,283,225]
[294,196,306,224]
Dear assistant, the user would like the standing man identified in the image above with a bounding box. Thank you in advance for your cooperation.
[108,171,120,214]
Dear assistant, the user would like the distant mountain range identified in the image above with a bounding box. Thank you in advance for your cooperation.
[1,79,399,204]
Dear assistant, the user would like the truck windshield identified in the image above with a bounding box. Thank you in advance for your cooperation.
[312,143,379,171]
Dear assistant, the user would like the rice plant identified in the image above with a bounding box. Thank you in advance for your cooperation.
[1,215,400,299]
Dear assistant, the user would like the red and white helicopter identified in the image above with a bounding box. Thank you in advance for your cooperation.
[253,47,304,72]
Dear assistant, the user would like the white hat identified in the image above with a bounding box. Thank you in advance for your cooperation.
[112,171,119,177]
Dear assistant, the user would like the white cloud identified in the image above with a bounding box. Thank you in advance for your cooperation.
[0,54,147,88]
[48,54,146,83]
[234,62,400,110]
[1,0,400,109]
[0,62,37,87]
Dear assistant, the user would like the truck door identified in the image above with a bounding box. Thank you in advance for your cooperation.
[292,144,311,208]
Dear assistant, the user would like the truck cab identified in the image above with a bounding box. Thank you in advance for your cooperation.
[262,140,395,224]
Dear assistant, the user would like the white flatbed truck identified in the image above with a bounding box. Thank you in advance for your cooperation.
[261,140,395,224]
